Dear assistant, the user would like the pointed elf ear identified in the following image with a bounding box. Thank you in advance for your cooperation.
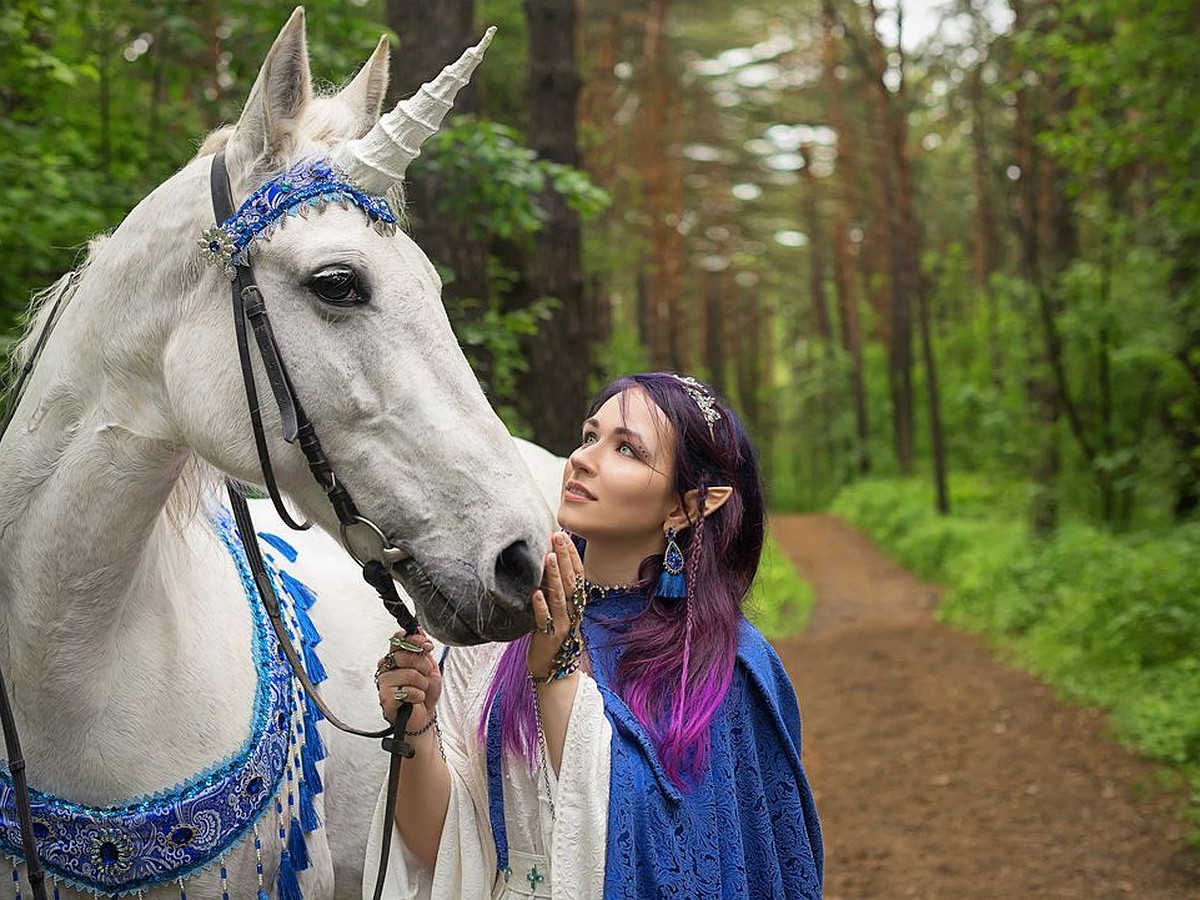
[664,485,734,533]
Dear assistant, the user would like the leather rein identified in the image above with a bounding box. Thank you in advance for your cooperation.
[0,152,423,900]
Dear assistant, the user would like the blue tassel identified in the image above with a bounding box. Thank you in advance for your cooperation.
[305,697,324,723]
[258,889,270,900]
[288,816,310,871]
[656,569,687,598]
[301,641,327,684]
[294,604,322,647]
[276,848,303,900]
[301,743,323,794]
[258,532,299,562]
[299,778,321,832]
[279,570,317,610]
[302,706,326,761]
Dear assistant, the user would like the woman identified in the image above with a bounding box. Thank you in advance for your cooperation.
[364,373,823,899]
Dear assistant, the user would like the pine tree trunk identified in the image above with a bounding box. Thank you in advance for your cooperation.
[1012,0,1060,536]
[637,0,682,367]
[384,0,488,324]
[822,11,870,474]
[968,63,1003,392]
[865,0,914,475]
[512,0,589,453]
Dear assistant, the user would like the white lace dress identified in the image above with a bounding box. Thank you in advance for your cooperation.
[362,642,611,900]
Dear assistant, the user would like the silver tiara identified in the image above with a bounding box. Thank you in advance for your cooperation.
[673,375,722,434]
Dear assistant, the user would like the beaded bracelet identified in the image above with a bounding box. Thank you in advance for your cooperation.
[529,627,584,684]
[404,711,438,736]
[529,576,588,683]
[528,656,581,685]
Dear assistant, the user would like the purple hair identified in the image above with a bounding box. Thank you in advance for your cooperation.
[479,373,766,788]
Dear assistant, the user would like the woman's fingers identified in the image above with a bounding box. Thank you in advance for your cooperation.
[532,587,553,632]
[376,667,430,694]
[376,628,441,706]
[553,531,585,596]
[545,552,569,623]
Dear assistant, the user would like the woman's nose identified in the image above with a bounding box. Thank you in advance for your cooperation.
[568,443,596,473]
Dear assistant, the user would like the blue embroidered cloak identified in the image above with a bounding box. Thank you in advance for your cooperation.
[584,592,824,900]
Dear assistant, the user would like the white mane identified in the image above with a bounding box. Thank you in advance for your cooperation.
[9,238,104,371]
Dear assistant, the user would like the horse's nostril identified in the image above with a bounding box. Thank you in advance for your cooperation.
[495,539,539,601]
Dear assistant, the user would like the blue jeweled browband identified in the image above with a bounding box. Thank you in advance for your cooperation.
[0,510,328,898]
[199,157,398,278]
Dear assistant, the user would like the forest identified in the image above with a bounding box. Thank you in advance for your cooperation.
[2,0,1199,830]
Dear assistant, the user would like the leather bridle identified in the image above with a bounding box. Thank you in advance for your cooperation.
[0,152,429,900]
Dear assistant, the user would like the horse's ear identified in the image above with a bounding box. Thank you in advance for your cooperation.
[225,6,313,187]
[336,35,390,138]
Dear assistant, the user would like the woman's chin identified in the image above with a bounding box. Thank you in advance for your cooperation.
[555,508,590,540]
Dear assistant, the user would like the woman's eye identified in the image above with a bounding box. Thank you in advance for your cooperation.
[581,433,597,445]
[619,443,637,457]
[308,266,367,306]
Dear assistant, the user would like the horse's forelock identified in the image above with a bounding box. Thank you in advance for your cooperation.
[193,95,408,217]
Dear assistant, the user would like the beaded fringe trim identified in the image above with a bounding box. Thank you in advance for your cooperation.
[0,518,327,899]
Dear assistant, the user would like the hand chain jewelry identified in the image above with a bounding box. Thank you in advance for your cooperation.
[530,576,587,684]
[374,653,398,683]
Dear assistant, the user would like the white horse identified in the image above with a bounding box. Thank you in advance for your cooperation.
[0,9,563,899]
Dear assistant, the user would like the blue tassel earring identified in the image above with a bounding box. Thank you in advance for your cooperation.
[656,527,687,599]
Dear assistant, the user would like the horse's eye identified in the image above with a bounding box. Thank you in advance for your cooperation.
[307,266,367,306]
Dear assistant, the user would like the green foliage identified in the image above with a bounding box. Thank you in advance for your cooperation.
[457,286,558,435]
[589,323,651,395]
[834,477,1200,830]
[413,117,609,245]
[745,532,814,640]
[408,116,608,426]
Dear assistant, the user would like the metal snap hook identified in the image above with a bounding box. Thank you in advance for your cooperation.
[340,515,411,567]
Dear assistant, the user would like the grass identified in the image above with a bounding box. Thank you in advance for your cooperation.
[746,531,815,639]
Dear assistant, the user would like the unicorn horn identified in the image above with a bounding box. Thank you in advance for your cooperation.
[331,27,496,194]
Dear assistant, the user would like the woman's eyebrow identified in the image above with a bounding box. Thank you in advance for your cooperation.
[583,418,653,455]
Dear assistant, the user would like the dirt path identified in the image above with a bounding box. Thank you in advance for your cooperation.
[769,514,1200,900]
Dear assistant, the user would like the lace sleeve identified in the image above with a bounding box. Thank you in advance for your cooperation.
[548,674,609,900]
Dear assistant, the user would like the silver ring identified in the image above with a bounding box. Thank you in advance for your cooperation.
[389,636,424,653]
[537,615,555,635]
[393,687,409,704]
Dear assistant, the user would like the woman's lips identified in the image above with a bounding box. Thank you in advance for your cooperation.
[564,480,596,501]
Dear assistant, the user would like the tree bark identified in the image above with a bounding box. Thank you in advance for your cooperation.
[801,145,834,344]
[968,61,1003,392]
[821,11,870,474]
[384,0,489,322]
[859,1,915,475]
[511,0,589,453]
[1012,0,1061,535]
[636,0,683,367]
[385,0,478,112]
